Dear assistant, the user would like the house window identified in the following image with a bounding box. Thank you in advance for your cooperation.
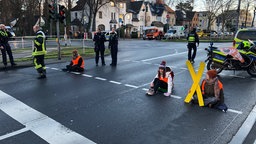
[140,16,144,21]
[132,14,138,19]
[99,11,102,19]
[111,12,116,20]
[110,2,115,7]
[75,12,77,18]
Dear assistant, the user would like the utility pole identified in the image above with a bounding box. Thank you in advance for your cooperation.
[56,0,61,60]
[236,0,241,31]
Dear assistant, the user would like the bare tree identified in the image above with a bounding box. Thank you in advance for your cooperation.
[202,0,223,30]
[218,0,236,32]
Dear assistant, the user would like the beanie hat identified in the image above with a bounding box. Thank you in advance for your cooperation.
[72,49,78,56]
[207,69,217,79]
[159,61,166,69]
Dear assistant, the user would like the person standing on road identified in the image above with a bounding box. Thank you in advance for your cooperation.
[33,25,47,79]
[93,28,106,66]
[62,50,84,72]
[187,27,199,64]
[0,24,16,68]
[108,28,118,66]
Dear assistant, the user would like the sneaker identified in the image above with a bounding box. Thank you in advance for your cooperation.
[164,92,171,97]
[147,88,155,96]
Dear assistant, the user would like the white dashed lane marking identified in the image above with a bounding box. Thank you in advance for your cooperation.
[95,77,107,81]
[109,81,122,85]
[47,67,244,114]
[124,84,139,89]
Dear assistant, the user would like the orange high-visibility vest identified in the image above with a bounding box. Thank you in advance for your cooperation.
[72,56,84,68]
[159,77,168,83]
[201,79,223,95]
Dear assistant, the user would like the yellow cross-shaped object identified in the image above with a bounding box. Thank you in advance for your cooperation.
[184,60,205,106]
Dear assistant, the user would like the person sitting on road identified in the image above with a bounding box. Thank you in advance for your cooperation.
[193,69,228,112]
[63,50,84,72]
[147,61,173,97]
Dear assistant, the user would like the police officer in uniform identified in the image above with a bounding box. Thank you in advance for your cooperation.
[108,28,118,66]
[187,28,199,64]
[0,24,16,68]
[33,25,47,79]
[93,28,106,66]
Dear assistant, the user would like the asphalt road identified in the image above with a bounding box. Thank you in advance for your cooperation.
[0,40,256,144]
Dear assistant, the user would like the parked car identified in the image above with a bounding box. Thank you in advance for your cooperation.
[164,29,178,39]
[233,28,256,48]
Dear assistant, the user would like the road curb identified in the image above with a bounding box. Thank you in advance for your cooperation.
[229,104,256,144]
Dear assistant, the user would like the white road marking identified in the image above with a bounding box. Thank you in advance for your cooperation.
[82,74,93,78]
[47,66,244,114]
[109,81,122,85]
[0,127,29,140]
[0,90,96,144]
[50,68,59,71]
[141,51,188,62]
[95,77,107,81]
[70,72,81,75]
[125,84,139,89]
[227,109,243,114]
[170,95,182,99]
[229,105,256,144]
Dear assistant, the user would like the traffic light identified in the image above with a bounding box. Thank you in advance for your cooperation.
[48,3,57,20]
[59,5,66,23]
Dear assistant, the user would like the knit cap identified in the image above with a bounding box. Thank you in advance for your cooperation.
[159,61,166,69]
[207,69,217,79]
[73,49,78,56]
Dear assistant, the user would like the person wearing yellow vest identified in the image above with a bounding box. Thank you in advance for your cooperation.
[187,28,199,64]
[33,25,47,79]
[147,61,173,96]
[63,50,84,72]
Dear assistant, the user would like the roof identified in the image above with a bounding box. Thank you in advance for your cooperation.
[165,4,175,13]
[71,18,82,25]
[128,1,144,14]
[151,21,164,27]
[149,3,165,16]
[71,0,86,11]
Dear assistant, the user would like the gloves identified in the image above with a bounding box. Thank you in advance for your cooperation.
[164,92,171,97]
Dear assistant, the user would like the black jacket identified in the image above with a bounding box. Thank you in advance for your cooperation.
[93,32,106,49]
[109,31,118,47]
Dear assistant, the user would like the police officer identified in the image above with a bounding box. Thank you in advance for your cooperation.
[108,28,118,66]
[33,25,47,79]
[187,28,199,64]
[0,24,16,68]
[93,28,106,66]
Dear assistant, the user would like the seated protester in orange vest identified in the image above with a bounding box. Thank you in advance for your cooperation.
[193,69,228,112]
[147,61,173,97]
[63,50,84,72]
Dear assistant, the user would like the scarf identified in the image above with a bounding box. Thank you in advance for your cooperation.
[205,77,220,100]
